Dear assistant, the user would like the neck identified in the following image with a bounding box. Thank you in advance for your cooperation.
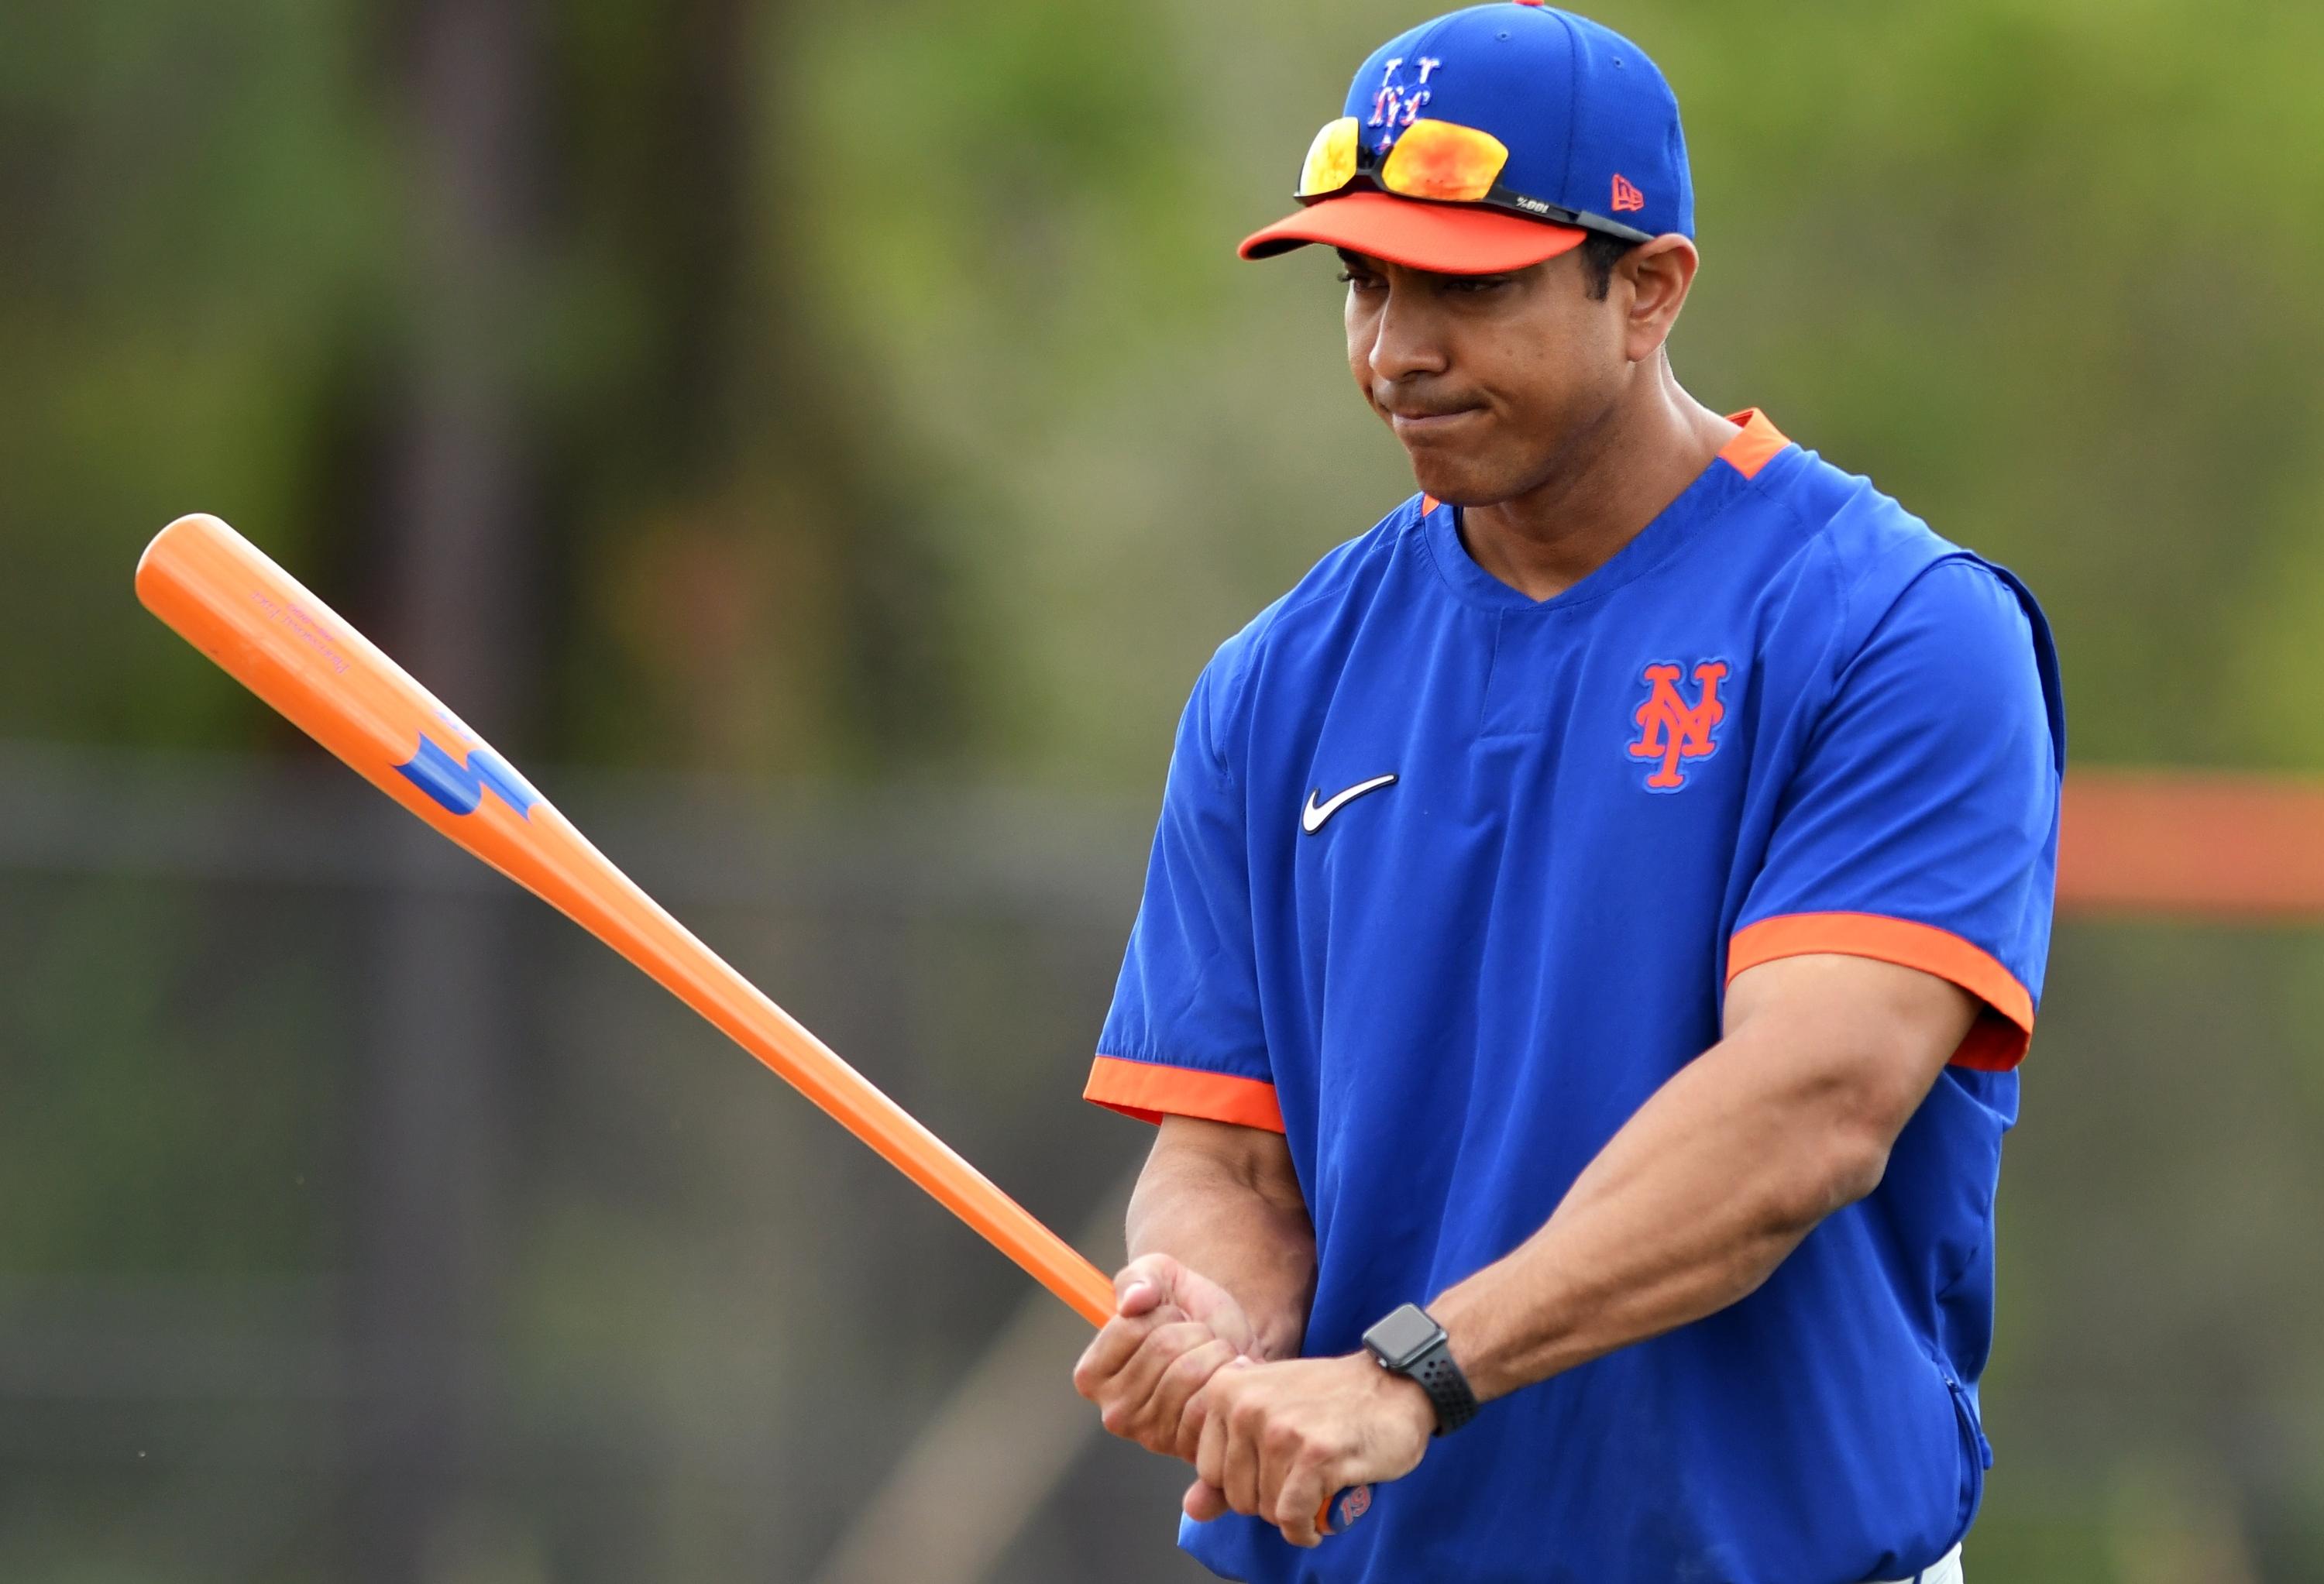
[1458,369,1738,603]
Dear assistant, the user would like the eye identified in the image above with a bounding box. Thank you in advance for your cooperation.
[1451,275,1511,294]
[1336,268,1383,289]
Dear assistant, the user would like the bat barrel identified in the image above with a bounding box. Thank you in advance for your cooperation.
[133,514,1117,1328]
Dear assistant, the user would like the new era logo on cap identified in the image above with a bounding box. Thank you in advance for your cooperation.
[1611,173,1645,212]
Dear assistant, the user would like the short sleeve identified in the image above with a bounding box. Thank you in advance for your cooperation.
[1084,657,1283,1130]
[1728,558,2062,1070]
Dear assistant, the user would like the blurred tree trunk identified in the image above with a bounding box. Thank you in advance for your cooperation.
[610,0,970,774]
[349,0,541,1579]
[339,0,978,1569]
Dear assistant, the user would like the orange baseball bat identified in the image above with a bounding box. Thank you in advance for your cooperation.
[134,513,1367,1537]
[136,512,1116,1326]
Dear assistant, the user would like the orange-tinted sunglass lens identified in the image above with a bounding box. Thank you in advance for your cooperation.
[1298,117,1361,198]
[1378,119,1509,202]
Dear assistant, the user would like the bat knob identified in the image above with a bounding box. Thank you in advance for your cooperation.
[1319,1483,1372,1534]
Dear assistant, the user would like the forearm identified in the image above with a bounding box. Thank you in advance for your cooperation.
[1127,1131,1318,1361]
[1432,1020,1916,1400]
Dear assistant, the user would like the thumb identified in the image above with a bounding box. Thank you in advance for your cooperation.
[1113,1253,1181,1318]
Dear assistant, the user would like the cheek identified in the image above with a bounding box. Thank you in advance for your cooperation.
[1491,311,1612,414]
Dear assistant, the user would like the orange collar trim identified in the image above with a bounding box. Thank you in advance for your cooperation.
[1719,408,1790,480]
[1419,411,1785,515]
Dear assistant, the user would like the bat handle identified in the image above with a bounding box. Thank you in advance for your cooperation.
[1319,1483,1372,1535]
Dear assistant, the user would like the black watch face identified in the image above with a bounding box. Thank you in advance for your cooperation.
[1367,1304,1442,1368]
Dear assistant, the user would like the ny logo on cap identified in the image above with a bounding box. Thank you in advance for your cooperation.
[1367,55,1442,153]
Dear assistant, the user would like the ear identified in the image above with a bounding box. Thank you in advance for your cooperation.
[1618,235,1700,364]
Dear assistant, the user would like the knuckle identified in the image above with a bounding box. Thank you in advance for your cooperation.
[1166,1344,1222,1386]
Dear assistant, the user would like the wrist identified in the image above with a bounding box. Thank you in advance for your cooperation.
[1361,1301,1481,1434]
[1425,1290,1494,1400]
[1360,1352,1438,1436]
[1430,1267,1584,1404]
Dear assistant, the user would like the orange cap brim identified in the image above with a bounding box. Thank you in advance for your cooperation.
[1238,191,1588,274]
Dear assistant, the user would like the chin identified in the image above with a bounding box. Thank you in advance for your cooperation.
[1404,453,1513,510]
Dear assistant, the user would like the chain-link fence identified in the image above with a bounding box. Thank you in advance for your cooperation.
[5,740,2323,1581]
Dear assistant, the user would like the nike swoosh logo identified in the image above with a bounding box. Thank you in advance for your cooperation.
[1301,773,1398,834]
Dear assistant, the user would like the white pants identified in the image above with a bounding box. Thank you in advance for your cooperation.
[1874,1544,1963,1584]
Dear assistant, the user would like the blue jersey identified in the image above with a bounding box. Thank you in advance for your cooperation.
[1085,412,2064,1584]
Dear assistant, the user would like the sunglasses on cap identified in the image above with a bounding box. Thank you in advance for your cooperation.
[1297,115,1655,248]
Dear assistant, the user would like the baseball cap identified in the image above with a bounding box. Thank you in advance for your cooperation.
[1239,2,1693,275]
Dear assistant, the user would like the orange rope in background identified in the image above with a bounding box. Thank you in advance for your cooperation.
[2061,770,2324,918]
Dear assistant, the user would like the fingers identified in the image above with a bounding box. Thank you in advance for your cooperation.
[1078,1273,1246,1449]
[1274,1468,1329,1542]
[1270,1457,1332,1548]
[1102,1321,1217,1449]
[1071,1312,1154,1404]
[1181,1476,1229,1522]
[1195,1365,1318,1546]
[1137,1335,1239,1462]
[1221,1376,1265,1519]
[1077,1253,1202,1416]
[1194,1367,1235,1496]
[1182,1357,1393,1548]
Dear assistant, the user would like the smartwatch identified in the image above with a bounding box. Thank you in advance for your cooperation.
[1361,1302,1479,1435]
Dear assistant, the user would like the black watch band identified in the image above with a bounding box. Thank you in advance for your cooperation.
[1361,1302,1480,1436]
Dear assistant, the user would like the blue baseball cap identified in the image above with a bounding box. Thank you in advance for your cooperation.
[1239,2,1693,275]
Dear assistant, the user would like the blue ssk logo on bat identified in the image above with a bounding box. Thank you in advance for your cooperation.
[396,734,541,818]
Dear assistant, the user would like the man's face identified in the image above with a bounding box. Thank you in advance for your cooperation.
[1339,245,1628,506]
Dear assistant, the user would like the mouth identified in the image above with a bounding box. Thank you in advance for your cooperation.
[1387,407,1482,437]
[1385,390,1478,420]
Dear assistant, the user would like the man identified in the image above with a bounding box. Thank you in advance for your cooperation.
[1071,5,2061,1582]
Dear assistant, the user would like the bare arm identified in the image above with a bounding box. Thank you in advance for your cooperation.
[1126,1115,1317,1362]
[1431,952,1976,1398]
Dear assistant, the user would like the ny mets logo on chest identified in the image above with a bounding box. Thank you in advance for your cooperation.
[1627,659,1729,791]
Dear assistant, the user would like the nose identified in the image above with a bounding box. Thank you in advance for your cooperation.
[1360,279,1449,388]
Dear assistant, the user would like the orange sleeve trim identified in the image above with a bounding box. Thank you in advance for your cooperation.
[1728,912,2034,1072]
[1718,408,1791,481]
[1084,1055,1285,1132]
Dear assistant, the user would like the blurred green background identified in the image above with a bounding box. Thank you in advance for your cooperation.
[3,0,2322,1579]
